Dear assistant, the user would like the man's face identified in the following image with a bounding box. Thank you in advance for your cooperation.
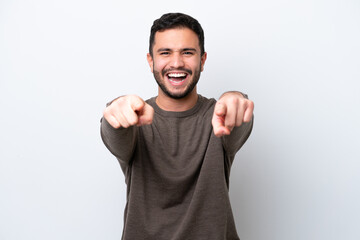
[147,28,207,99]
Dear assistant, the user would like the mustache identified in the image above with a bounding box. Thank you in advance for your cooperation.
[162,67,192,76]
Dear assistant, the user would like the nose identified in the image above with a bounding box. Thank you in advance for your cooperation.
[170,52,185,68]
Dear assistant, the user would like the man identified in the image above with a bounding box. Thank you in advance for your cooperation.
[101,13,254,240]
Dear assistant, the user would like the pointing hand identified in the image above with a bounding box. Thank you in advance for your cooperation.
[212,92,254,137]
[103,95,154,129]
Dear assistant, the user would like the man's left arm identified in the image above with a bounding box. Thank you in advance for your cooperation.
[211,91,254,154]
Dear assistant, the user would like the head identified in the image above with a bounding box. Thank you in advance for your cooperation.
[147,13,207,99]
[149,13,205,58]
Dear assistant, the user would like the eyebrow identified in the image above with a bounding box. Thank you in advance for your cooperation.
[157,48,197,53]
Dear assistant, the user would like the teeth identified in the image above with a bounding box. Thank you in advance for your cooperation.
[169,79,185,83]
[168,73,187,78]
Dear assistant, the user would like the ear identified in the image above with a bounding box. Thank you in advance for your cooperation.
[147,53,154,73]
[200,52,207,72]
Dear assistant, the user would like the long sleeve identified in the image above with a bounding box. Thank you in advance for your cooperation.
[220,115,253,189]
[100,117,138,166]
[221,115,254,160]
[220,91,254,168]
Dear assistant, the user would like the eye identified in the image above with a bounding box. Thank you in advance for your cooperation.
[183,51,194,55]
[160,51,170,55]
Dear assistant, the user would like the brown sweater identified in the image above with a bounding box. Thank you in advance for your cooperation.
[101,95,253,240]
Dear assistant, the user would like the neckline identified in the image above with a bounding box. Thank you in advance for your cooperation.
[148,94,205,118]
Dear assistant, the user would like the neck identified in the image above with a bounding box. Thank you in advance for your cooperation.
[156,87,198,112]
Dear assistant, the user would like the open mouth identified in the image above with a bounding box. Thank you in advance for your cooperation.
[166,72,188,85]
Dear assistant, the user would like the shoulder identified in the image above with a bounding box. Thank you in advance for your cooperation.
[197,94,216,116]
[198,94,216,107]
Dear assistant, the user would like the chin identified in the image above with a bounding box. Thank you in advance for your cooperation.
[164,89,190,99]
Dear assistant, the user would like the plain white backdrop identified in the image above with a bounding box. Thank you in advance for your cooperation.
[1,0,359,239]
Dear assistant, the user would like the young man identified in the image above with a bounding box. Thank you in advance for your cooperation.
[101,13,254,240]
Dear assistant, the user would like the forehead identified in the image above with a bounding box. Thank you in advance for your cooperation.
[153,27,200,50]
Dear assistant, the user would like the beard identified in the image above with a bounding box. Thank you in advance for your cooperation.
[153,65,201,99]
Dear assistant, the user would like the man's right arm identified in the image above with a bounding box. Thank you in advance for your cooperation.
[100,95,154,164]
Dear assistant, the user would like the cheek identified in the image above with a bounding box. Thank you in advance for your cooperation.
[153,59,168,71]
[188,59,202,71]
[188,61,202,71]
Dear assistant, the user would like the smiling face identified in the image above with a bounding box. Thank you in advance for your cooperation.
[147,27,207,99]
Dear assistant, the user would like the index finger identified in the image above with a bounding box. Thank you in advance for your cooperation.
[137,103,154,126]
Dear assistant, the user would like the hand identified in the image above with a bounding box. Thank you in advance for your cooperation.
[212,92,254,137]
[103,95,154,129]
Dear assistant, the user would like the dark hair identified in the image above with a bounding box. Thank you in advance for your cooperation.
[149,13,205,57]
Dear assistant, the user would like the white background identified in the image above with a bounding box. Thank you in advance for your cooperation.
[1,0,359,239]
